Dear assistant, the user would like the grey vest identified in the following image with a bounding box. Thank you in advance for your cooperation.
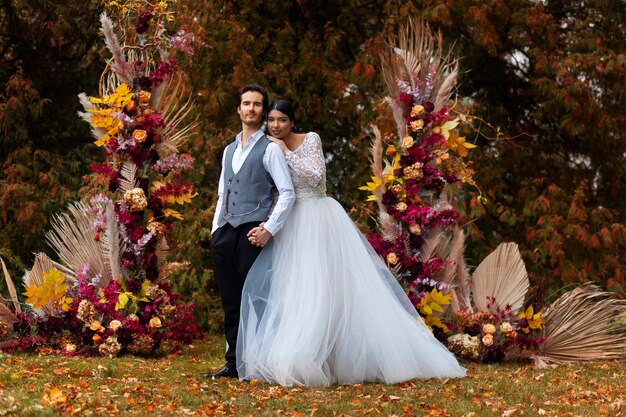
[216,136,276,228]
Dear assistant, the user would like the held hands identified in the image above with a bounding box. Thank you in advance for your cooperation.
[247,222,272,248]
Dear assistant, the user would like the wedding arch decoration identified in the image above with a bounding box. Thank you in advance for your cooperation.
[0,0,204,356]
[362,18,626,364]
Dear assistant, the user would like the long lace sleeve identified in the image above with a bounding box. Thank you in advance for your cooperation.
[285,132,326,188]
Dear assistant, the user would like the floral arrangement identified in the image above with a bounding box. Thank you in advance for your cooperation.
[0,0,203,356]
[362,18,626,365]
[448,301,545,362]
[360,18,481,334]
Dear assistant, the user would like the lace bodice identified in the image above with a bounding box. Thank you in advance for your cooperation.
[285,132,327,200]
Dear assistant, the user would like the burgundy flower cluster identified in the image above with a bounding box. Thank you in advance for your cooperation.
[367,94,467,311]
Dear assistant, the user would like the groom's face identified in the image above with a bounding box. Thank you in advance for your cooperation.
[237,91,264,128]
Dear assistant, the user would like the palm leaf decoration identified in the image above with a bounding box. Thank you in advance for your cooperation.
[533,284,626,365]
[45,202,113,286]
[1,256,21,313]
[471,242,529,314]
[154,74,199,155]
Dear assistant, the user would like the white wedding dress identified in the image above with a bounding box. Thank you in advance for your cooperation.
[236,132,466,386]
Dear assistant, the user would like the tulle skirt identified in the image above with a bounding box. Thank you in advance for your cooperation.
[236,196,466,386]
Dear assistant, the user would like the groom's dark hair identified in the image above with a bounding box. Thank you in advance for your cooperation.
[238,83,269,113]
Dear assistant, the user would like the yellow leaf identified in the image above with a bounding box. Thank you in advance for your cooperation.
[116,292,130,310]
[163,208,184,220]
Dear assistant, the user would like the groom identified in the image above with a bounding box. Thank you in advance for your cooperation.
[204,84,295,379]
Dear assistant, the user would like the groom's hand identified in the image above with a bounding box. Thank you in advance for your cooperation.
[247,223,272,247]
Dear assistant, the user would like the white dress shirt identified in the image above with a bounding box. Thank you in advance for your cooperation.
[212,129,295,235]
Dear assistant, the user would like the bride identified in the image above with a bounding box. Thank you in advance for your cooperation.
[237,99,466,386]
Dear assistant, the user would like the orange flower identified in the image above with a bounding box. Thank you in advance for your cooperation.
[92,334,103,345]
[149,316,162,328]
[385,145,397,156]
[137,90,151,103]
[410,105,425,117]
[125,100,136,113]
[133,129,148,143]
[386,252,398,265]
[89,321,105,333]
[409,223,422,235]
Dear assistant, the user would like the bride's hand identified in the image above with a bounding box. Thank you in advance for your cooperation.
[267,135,289,154]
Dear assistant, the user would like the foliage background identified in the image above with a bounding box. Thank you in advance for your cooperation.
[1,0,624,328]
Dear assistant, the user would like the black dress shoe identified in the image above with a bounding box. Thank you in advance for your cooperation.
[202,364,238,379]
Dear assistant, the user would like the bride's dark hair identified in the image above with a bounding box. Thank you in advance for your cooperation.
[269,99,296,123]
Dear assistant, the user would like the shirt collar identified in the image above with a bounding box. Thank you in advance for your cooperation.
[235,129,265,147]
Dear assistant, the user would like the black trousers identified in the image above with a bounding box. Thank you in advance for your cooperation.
[211,222,263,366]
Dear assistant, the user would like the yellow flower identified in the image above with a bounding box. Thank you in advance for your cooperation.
[410,119,424,132]
[418,288,452,317]
[402,135,414,149]
[395,202,407,212]
[482,334,494,346]
[518,306,544,333]
[424,315,449,333]
[358,176,383,202]
[61,296,73,312]
[23,267,68,310]
[386,253,398,265]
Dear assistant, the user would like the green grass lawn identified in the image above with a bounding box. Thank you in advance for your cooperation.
[0,335,623,416]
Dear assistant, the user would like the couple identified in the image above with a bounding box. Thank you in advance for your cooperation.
[206,84,466,386]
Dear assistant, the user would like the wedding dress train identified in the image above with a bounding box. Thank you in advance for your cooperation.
[237,132,466,386]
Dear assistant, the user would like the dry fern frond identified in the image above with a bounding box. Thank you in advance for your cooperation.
[46,202,111,284]
[380,17,459,114]
[0,301,17,325]
[100,201,124,286]
[99,13,132,87]
[367,126,386,210]
[533,284,626,365]
[418,228,446,263]
[471,242,529,314]
[155,237,170,264]
[379,213,401,242]
[1,256,21,313]
[440,225,472,311]
[118,161,138,194]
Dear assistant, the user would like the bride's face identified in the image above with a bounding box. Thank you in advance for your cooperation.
[267,109,294,140]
